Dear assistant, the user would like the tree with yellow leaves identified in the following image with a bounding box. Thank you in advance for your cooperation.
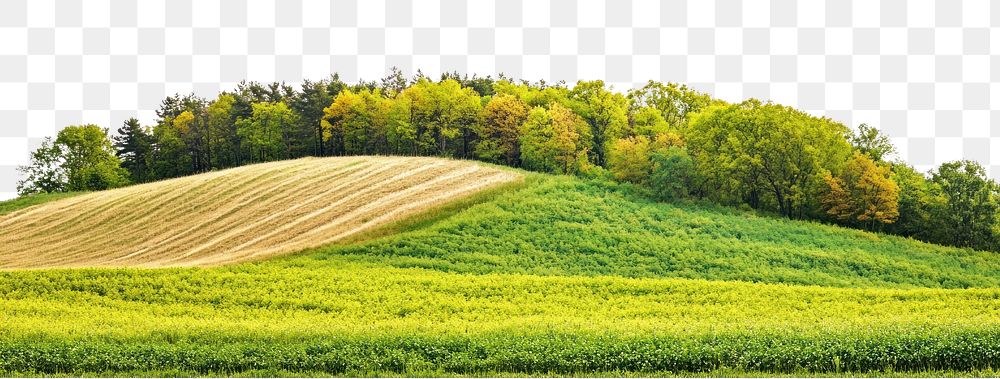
[608,132,686,185]
[519,103,590,175]
[608,135,652,184]
[821,152,900,229]
[476,93,528,166]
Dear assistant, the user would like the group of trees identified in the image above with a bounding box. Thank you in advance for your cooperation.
[16,70,1000,252]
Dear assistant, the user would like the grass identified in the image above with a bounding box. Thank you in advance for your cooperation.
[0,192,83,216]
[2,167,1000,376]
[313,173,1000,289]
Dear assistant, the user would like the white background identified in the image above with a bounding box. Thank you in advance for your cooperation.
[0,0,998,200]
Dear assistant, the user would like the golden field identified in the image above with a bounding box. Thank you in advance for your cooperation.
[0,156,519,269]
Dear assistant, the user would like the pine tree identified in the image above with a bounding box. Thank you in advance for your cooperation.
[113,118,152,183]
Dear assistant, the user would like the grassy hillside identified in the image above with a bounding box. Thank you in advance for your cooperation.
[2,163,999,376]
[317,174,1000,289]
[0,156,518,269]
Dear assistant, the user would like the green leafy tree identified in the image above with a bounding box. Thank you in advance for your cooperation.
[400,79,481,157]
[650,146,696,201]
[53,125,130,191]
[629,106,671,138]
[569,80,629,167]
[149,118,192,180]
[291,76,345,156]
[887,162,944,240]
[16,137,67,195]
[851,123,896,162]
[607,135,653,184]
[205,94,238,168]
[929,160,1000,250]
[519,104,590,174]
[237,102,297,162]
[628,81,713,129]
[686,100,853,218]
[322,89,391,155]
[385,95,415,155]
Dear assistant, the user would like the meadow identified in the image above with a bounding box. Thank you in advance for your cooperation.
[2,166,1000,376]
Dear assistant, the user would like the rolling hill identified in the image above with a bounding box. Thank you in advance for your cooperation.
[1,156,999,376]
[0,156,519,269]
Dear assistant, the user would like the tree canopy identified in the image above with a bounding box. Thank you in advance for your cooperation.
[16,71,1000,253]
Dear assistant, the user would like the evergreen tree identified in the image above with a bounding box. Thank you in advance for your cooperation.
[112,118,152,183]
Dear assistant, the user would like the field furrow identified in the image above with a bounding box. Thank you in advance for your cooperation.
[0,156,519,269]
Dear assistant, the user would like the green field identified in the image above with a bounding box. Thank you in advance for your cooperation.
[2,172,1000,376]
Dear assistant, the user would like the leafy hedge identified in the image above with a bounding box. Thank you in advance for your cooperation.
[3,331,1000,376]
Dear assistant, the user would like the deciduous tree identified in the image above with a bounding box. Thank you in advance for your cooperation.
[477,93,528,165]
[519,104,590,174]
[628,81,713,129]
[820,152,900,229]
[569,80,628,167]
[929,160,1000,250]
[686,100,853,218]
[850,123,896,162]
[53,124,129,191]
[16,138,66,195]
[608,136,653,184]
[237,102,297,162]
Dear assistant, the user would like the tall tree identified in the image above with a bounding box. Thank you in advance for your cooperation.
[112,117,152,183]
[476,93,528,165]
[629,106,671,138]
[568,80,628,167]
[291,76,345,157]
[400,79,481,157]
[53,125,130,191]
[820,152,900,229]
[237,102,297,162]
[628,81,713,130]
[686,100,853,218]
[929,160,1000,250]
[649,145,697,201]
[16,137,67,195]
[205,94,238,168]
[850,123,896,162]
[607,135,653,184]
[380,67,409,98]
[322,89,391,155]
[519,104,590,174]
[887,163,944,240]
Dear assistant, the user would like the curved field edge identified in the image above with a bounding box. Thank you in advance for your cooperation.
[0,156,520,269]
[0,192,85,216]
[324,170,528,248]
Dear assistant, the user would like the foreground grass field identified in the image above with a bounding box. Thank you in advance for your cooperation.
[2,159,999,376]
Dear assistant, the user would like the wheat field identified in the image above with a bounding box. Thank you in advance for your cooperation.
[0,156,520,269]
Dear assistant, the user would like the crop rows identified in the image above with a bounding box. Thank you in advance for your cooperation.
[0,156,518,269]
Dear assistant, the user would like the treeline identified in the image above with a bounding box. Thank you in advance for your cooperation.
[16,70,1000,252]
